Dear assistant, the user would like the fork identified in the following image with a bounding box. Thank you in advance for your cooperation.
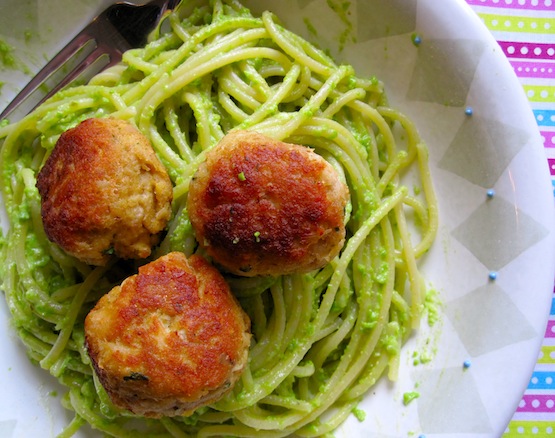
[0,0,182,122]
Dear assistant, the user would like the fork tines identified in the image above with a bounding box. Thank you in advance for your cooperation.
[0,0,181,123]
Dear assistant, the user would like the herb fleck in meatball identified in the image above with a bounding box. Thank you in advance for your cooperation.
[36,117,173,265]
[187,130,349,276]
[84,251,251,417]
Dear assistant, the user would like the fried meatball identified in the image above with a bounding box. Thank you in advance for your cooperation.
[36,117,173,266]
[84,251,251,417]
[187,130,349,277]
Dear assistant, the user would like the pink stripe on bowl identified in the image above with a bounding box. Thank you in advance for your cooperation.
[499,41,555,60]
[466,0,555,10]
[546,320,555,338]
[542,131,555,148]
[517,394,555,412]
[511,60,555,78]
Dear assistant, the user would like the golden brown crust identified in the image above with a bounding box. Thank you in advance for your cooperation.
[36,117,173,265]
[84,252,251,417]
[187,130,349,276]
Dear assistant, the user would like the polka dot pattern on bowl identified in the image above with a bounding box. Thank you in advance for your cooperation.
[468,0,554,10]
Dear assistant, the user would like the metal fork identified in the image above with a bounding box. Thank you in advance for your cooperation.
[0,0,182,122]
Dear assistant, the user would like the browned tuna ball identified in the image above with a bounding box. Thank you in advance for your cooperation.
[84,251,251,417]
[187,130,349,277]
[36,117,173,266]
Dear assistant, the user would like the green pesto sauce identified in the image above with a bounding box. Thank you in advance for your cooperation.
[15,202,30,221]
[326,0,352,24]
[325,0,356,52]
[412,348,433,366]
[403,391,420,405]
[424,287,442,326]
[0,39,16,68]
[330,293,348,312]
[24,30,33,44]
[381,321,400,355]
[352,406,366,421]
[361,307,379,331]
[410,288,443,367]
[303,18,318,38]
[25,232,51,270]
[0,38,30,75]
[168,212,195,253]
[285,338,300,353]
[373,260,389,284]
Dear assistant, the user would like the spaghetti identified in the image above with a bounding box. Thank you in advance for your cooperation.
[0,1,438,436]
